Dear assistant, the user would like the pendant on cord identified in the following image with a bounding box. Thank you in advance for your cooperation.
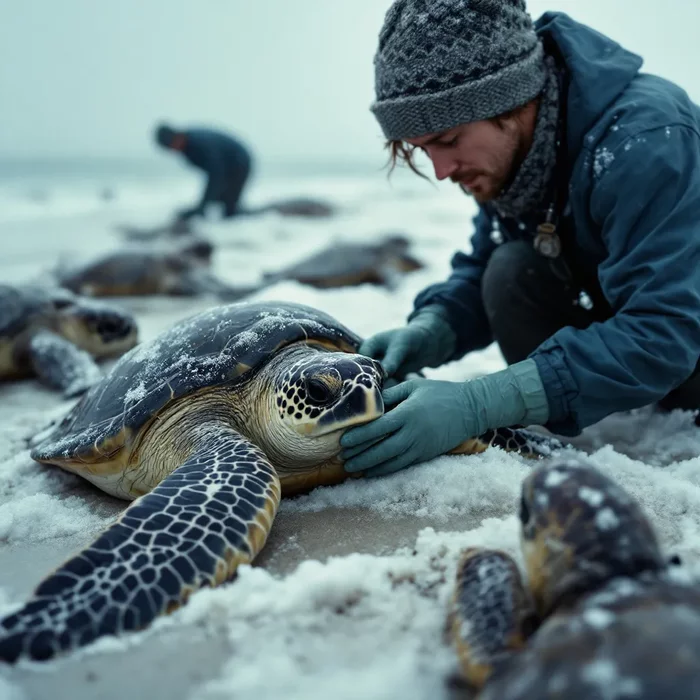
[534,221,562,259]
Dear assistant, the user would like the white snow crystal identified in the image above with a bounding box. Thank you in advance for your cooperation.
[595,507,620,530]
[124,380,147,404]
[580,659,642,697]
[582,607,615,629]
[579,486,604,507]
[593,147,615,177]
[544,469,569,488]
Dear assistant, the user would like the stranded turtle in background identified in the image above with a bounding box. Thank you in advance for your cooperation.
[116,196,335,244]
[0,283,138,397]
[448,460,700,699]
[116,218,196,242]
[0,300,560,662]
[56,237,257,301]
[263,235,424,290]
[243,196,336,219]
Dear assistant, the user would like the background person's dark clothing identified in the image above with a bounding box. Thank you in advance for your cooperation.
[411,12,700,437]
[179,128,252,218]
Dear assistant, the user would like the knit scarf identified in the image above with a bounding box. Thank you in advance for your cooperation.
[491,55,561,220]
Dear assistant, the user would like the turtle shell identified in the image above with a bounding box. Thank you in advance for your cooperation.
[480,576,700,699]
[269,243,385,283]
[58,250,158,292]
[30,300,361,464]
[266,239,417,286]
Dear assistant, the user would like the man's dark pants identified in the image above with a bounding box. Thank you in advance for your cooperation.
[220,164,252,218]
[481,240,700,415]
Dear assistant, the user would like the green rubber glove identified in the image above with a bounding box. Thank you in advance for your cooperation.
[340,358,549,477]
[359,307,457,379]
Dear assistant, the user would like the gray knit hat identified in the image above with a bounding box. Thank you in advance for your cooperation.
[371,0,546,141]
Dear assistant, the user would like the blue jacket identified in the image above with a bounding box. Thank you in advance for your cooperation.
[412,12,700,436]
[182,128,252,210]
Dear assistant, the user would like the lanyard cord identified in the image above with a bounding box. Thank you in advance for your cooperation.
[533,42,571,259]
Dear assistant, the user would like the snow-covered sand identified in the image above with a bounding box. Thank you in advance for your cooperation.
[1,164,699,700]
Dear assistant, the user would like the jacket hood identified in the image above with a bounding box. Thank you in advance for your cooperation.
[535,12,644,159]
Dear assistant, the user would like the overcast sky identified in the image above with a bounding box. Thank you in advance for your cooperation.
[1,1,699,166]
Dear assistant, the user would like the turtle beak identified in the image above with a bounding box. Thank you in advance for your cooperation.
[296,384,384,438]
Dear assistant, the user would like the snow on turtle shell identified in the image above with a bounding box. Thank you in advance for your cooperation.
[30,300,362,462]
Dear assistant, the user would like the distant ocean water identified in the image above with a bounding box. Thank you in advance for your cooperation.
[0,155,391,225]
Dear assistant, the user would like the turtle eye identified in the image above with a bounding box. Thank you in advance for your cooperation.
[519,494,531,526]
[305,377,334,405]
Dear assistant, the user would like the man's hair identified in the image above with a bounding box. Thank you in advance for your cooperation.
[384,104,531,179]
[386,141,428,180]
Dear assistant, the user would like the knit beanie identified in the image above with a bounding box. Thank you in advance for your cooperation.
[371,0,547,141]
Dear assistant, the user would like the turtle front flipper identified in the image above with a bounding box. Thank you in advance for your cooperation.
[450,427,565,459]
[448,548,536,690]
[0,427,281,663]
[27,329,102,398]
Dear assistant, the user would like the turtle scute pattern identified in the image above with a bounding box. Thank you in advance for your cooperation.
[30,301,360,462]
[7,298,563,664]
[0,428,280,663]
[476,427,564,457]
[448,459,700,699]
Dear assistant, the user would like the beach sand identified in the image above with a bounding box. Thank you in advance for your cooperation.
[1,167,699,700]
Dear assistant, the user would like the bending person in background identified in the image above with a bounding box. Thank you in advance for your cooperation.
[154,122,252,222]
[340,1,700,478]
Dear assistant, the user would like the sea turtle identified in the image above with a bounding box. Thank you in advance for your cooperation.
[0,283,138,397]
[244,196,335,219]
[55,237,256,300]
[447,460,700,699]
[116,197,334,244]
[262,235,424,290]
[0,300,560,663]
[116,218,195,242]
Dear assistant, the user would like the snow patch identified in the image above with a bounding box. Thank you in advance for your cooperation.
[544,469,569,488]
[582,607,615,629]
[579,486,604,507]
[593,147,615,178]
[282,451,531,522]
[580,658,642,697]
[0,167,699,699]
[596,507,620,531]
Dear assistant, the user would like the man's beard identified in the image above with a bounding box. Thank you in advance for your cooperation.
[452,129,529,204]
[499,131,532,195]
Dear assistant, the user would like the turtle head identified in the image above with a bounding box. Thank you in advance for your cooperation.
[519,460,666,618]
[261,347,384,466]
[163,238,214,272]
[177,237,214,265]
[380,234,411,252]
[274,351,385,437]
[53,294,138,358]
